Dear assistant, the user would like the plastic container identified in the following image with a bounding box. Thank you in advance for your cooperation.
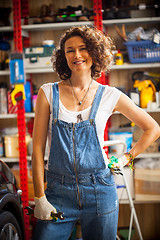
[124,40,160,63]
[4,134,32,158]
[0,136,4,157]
[24,81,32,112]
[115,50,123,65]
[32,95,37,112]
[109,132,133,156]
[4,135,19,158]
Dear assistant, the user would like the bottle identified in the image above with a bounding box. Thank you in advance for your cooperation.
[115,50,123,65]
[24,81,32,112]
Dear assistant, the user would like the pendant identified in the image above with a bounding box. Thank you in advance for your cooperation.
[77,114,83,123]
[79,101,82,105]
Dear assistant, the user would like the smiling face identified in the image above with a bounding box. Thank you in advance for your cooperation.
[64,36,93,75]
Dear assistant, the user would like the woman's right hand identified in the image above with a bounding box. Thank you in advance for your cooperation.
[34,194,57,220]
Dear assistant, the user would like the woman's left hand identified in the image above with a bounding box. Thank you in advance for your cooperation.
[108,155,129,170]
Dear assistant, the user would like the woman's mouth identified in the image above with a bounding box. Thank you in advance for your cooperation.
[73,60,85,65]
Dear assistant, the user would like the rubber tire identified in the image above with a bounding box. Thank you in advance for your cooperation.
[0,211,22,240]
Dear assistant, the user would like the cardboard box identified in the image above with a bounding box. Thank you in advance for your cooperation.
[114,167,134,200]
[134,168,160,201]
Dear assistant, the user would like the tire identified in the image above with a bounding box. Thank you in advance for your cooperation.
[0,211,22,240]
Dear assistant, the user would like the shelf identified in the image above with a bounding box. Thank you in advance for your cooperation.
[0,26,13,32]
[0,155,47,163]
[0,112,35,119]
[22,21,93,31]
[109,152,160,159]
[135,152,160,158]
[119,199,160,204]
[0,70,10,76]
[1,152,159,163]
[0,17,160,33]
[0,107,159,119]
[103,17,160,26]
[0,157,19,163]
[111,62,160,70]
[114,108,160,115]
[25,68,53,74]
[21,17,160,31]
[23,62,160,73]
[142,108,160,113]
[1,62,160,76]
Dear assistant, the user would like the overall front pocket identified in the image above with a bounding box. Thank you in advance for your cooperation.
[95,171,119,215]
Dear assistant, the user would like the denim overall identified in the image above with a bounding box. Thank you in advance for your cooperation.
[33,83,119,240]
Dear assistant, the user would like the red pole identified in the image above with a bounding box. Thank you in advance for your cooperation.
[93,0,109,144]
[12,0,30,239]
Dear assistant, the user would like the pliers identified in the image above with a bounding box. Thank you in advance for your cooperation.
[110,167,123,175]
[24,206,66,220]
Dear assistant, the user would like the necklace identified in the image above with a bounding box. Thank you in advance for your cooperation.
[69,78,93,122]
[76,94,88,123]
[69,78,93,106]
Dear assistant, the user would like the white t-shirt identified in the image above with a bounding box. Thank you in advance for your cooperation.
[41,82,122,165]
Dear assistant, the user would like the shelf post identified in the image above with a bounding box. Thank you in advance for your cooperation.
[12,0,30,239]
[93,0,109,146]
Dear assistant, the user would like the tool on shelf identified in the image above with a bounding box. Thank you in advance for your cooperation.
[131,71,159,108]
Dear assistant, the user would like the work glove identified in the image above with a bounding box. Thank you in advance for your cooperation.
[108,153,134,174]
[109,155,129,170]
[34,194,57,220]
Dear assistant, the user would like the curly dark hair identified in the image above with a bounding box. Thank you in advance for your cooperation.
[52,25,115,80]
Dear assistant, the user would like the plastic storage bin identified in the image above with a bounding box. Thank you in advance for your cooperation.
[124,40,160,63]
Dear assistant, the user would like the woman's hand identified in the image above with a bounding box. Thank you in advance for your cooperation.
[34,195,57,220]
[108,155,129,170]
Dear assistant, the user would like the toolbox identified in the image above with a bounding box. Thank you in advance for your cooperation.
[24,46,55,69]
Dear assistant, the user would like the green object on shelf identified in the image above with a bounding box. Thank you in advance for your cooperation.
[119,228,135,240]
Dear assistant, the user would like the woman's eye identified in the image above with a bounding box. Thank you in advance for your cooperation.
[67,50,74,53]
[80,47,87,51]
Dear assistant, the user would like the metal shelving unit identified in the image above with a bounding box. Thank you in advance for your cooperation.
[0,16,159,161]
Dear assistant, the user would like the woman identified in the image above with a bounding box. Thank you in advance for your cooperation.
[32,26,160,240]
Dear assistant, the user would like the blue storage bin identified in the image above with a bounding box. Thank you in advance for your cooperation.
[124,40,160,63]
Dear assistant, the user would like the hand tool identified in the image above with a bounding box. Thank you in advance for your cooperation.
[24,206,66,220]
[111,167,123,175]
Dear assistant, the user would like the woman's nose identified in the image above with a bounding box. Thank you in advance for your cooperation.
[74,50,81,58]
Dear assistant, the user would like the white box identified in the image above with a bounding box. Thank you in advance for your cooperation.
[24,56,52,69]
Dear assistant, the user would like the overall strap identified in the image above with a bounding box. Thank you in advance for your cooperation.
[52,82,59,119]
[89,85,105,120]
